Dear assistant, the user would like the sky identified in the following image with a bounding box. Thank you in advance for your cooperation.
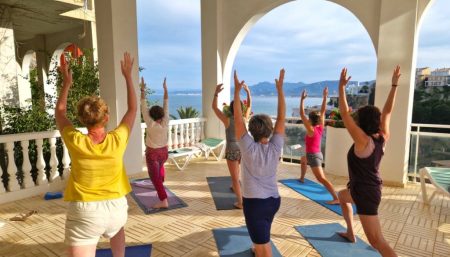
[136,0,450,90]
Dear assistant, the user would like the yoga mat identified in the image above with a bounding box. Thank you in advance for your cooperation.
[130,179,187,214]
[206,176,237,210]
[96,244,152,257]
[213,226,282,257]
[295,223,381,257]
[279,178,356,216]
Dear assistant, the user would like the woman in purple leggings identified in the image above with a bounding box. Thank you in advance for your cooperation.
[336,66,401,257]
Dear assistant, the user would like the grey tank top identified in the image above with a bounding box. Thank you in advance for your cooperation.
[225,117,240,151]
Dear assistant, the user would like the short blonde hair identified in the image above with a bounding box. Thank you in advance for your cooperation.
[77,96,109,128]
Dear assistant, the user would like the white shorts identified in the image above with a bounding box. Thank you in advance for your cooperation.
[65,196,128,246]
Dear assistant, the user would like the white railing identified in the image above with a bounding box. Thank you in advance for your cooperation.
[0,128,86,204]
[141,118,207,151]
[0,118,206,204]
[409,123,450,181]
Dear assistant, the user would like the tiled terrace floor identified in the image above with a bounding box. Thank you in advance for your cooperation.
[0,160,449,257]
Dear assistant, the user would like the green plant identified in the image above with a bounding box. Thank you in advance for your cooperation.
[47,51,100,127]
[170,106,199,119]
[327,108,358,128]
[0,49,100,188]
[221,100,249,118]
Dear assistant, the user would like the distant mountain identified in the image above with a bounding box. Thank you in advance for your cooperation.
[162,80,375,96]
[241,80,375,97]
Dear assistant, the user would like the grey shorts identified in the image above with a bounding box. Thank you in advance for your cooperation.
[306,152,323,168]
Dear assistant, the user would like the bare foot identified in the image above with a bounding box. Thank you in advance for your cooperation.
[326,199,340,205]
[337,232,356,243]
[153,199,169,209]
[299,178,304,183]
[233,202,243,209]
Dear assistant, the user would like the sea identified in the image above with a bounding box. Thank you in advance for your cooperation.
[149,93,324,117]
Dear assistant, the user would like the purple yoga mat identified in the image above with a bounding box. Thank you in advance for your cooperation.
[130,179,187,214]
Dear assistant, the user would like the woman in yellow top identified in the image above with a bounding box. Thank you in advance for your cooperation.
[56,52,137,257]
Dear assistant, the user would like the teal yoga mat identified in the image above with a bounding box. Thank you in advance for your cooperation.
[279,178,356,216]
[295,223,381,257]
[213,226,282,257]
[96,244,152,257]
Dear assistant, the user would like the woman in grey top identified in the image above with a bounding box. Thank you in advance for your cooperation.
[234,69,285,257]
[212,83,252,209]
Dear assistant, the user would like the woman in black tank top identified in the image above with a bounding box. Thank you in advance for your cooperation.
[335,66,401,257]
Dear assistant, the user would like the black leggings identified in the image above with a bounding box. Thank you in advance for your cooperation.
[243,197,281,244]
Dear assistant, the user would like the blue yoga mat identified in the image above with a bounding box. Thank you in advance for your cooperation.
[96,244,152,257]
[213,226,282,257]
[279,178,356,216]
[207,176,237,210]
[296,223,380,257]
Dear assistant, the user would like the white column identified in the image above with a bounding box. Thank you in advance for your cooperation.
[373,0,421,186]
[201,0,226,140]
[94,0,142,174]
[0,5,19,107]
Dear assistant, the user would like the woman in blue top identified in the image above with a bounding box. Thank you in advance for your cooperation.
[233,69,285,257]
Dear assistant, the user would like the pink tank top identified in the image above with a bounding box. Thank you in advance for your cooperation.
[305,125,323,153]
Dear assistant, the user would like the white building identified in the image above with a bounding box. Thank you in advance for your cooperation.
[425,68,450,87]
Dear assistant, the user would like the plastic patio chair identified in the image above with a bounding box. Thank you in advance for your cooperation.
[168,147,203,171]
[420,167,450,204]
[199,138,226,161]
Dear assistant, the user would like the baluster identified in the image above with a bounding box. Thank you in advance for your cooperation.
[179,123,185,148]
[194,122,200,143]
[35,139,47,185]
[201,120,206,140]
[21,140,33,188]
[184,122,190,146]
[5,142,20,191]
[190,122,196,146]
[173,124,179,149]
[0,144,4,193]
[49,138,59,181]
[61,143,71,180]
[167,124,173,150]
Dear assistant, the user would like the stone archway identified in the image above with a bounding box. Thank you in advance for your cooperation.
[17,50,36,108]
[202,0,433,185]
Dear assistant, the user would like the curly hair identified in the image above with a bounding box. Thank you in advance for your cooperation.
[356,105,381,135]
[149,105,164,121]
[248,114,273,142]
[77,96,109,128]
[308,111,321,126]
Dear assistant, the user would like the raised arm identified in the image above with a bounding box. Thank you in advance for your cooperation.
[320,87,328,126]
[380,65,401,141]
[300,90,314,135]
[243,83,252,119]
[162,77,169,120]
[273,69,286,135]
[119,52,137,131]
[55,56,73,131]
[211,84,230,127]
[140,77,152,124]
[233,71,247,139]
[338,68,368,151]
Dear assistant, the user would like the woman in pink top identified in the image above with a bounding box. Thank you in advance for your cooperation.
[299,87,339,204]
